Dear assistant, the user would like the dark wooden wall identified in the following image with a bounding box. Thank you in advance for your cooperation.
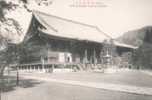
[21,16,103,64]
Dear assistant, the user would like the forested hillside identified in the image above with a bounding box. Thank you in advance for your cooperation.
[118,26,152,69]
[117,26,152,47]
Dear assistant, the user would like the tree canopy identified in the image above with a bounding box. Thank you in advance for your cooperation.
[0,0,53,75]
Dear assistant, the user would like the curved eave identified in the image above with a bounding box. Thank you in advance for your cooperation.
[114,41,138,49]
[39,28,106,44]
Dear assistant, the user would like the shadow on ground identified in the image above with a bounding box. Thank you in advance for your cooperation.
[0,75,42,93]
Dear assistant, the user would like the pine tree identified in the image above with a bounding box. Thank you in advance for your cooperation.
[0,0,53,96]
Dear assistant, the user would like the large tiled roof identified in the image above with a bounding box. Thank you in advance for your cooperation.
[32,10,137,49]
[33,10,110,43]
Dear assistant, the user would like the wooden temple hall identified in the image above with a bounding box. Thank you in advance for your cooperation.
[15,10,136,73]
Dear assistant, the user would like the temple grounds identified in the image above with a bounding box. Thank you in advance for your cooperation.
[2,70,152,100]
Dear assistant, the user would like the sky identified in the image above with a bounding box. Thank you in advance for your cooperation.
[8,0,152,41]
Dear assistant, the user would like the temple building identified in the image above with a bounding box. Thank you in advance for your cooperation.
[15,10,136,73]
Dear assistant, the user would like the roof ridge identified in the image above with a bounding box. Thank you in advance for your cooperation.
[33,10,102,30]
[95,26,112,39]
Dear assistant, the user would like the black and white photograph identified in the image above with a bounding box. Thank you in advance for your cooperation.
[0,0,152,100]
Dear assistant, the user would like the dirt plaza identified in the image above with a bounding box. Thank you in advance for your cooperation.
[2,70,152,100]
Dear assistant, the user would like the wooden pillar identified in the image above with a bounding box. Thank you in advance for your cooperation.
[29,65,31,72]
[31,65,33,72]
[84,49,88,63]
[93,48,97,65]
[24,66,26,72]
[84,48,88,70]
[27,65,29,72]
[33,65,35,72]
[38,65,40,72]
[41,56,45,73]
[45,65,47,73]
[52,64,54,73]
[46,42,50,64]
[23,65,28,72]
[17,65,20,70]
[30,65,32,72]
[16,66,19,86]
[22,66,24,71]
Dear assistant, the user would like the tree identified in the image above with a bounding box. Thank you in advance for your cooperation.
[0,0,53,73]
[0,0,53,97]
[132,42,152,69]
